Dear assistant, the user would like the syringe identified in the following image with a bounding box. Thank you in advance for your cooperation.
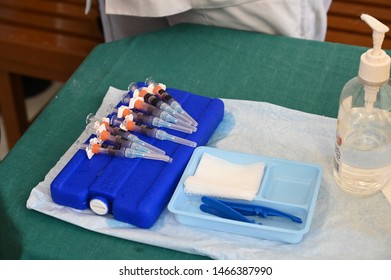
[145,77,198,127]
[97,130,161,155]
[78,138,173,163]
[125,82,192,125]
[108,105,196,134]
[129,97,193,129]
[86,113,165,155]
[120,118,197,148]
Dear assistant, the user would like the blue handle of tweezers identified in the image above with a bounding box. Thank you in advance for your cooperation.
[219,200,302,224]
[200,196,255,224]
[201,196,302,224]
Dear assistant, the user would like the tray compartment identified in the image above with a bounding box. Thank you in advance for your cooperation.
[168,146,323,243]
[260,163,321,206]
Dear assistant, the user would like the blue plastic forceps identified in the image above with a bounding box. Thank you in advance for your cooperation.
[200,196,302,224]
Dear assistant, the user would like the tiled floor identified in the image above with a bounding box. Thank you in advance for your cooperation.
[0,81,63,160]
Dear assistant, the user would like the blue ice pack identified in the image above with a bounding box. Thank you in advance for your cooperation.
[51,86,224,228]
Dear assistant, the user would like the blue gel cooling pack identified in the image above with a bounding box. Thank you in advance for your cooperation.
[51,86,224,228]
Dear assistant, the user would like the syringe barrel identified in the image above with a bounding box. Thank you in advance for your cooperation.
[138,124,158,138]
[135,100,163,117]
[131,112,155,126]
[99,145,125,157]
[106,133,120,144]
[121,120,157,137]
[107,125,130,138]
[112,135,129,146]
[143,93,164,108]
[157,91,174,104]
[124,120,142,133]
[145,77,174,104]
[107,125,165,154]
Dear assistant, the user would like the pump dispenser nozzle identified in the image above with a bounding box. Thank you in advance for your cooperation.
[358,14,391,112]
[358,14,391,85]
[361,14,389,56]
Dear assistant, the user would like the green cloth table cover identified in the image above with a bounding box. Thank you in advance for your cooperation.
[1,23,388,259]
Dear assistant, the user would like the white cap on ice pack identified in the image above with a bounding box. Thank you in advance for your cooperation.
[89,197,109,215]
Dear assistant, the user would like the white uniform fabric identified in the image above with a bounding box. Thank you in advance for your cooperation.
[98,0,332,42]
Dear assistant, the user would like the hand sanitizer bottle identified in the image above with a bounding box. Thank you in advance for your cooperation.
[333,14,391,197]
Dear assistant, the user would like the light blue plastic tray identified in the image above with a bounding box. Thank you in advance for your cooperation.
[167,146,323,243]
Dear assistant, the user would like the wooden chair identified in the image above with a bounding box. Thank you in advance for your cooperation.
[0,0,103,149]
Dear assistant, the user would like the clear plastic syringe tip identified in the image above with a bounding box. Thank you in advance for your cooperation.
[169,135,197,147]
[123,82,138,104]
[173,109,195,126]
[86,113,98,124]
[157,130,197,147]
[125,149,172,163]
[139,141,165,155]
[170,135,197,148]
[75,139,102,159]
[181,110,198,127]
[143,153,173,163]
[161,105,194,126]
[161,111,195,130]
[171,101,198,126]
[75,140,88,151]
[84,121,98,134]
[125,134,166,155]
[129,142,162,155]
[145,77,156,86]
[160,102,176,114]
[155,119,196,134]
[175,116,197,130]
[128,82,138,92]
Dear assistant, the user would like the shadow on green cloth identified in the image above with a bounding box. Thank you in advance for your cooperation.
[0,195,23,259]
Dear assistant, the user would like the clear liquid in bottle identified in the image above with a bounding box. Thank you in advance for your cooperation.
[333,79,391,197]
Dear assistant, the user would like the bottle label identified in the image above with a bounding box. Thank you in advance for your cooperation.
[334,95,351,177]
[334,115,343,175]
[334,142,341,173]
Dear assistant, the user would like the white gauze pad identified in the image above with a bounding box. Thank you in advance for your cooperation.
[184,153,265,200]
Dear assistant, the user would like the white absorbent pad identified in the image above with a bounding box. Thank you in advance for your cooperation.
[184,153,265,200]
[26,86,391,260]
